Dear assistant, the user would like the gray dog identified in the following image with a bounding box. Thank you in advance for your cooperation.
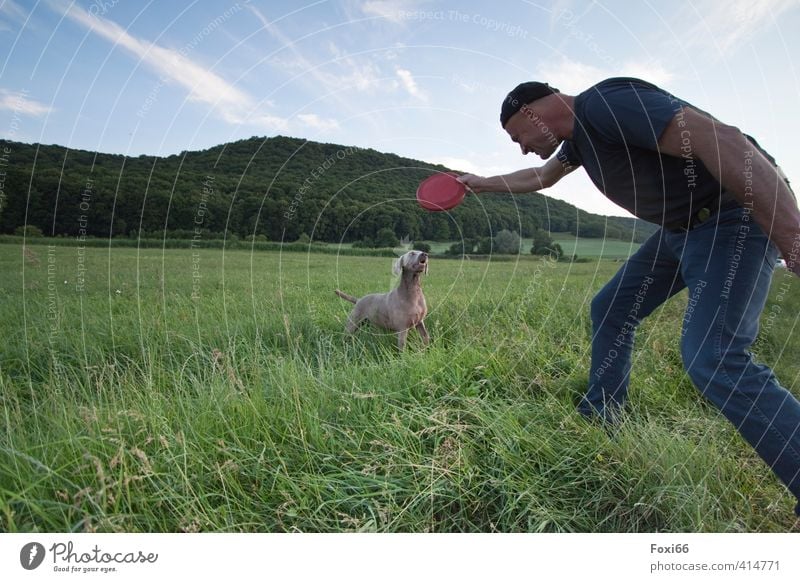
[335,250,430,350]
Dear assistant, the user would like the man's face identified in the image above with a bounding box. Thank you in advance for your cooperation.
[504,104,560,159]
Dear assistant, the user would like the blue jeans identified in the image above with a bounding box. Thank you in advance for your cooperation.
[580,206,800,511]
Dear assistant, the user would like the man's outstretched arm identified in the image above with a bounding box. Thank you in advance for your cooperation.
[458,155,577,194]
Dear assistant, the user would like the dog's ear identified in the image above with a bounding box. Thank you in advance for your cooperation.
[423,260,428,275]
[392,256,403,276]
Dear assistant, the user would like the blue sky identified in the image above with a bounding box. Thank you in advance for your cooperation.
[2,0,800,216]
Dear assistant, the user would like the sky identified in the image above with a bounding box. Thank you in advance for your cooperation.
[2,0,800,217]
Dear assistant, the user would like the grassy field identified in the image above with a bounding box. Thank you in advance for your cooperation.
[1,242,799,532]
[549,233,641,259]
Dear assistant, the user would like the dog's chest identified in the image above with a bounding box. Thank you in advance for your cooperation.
[404,294,427,325]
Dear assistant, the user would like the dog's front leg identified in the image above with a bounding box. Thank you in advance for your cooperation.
[396,328,409,350]
[416,321,430,346]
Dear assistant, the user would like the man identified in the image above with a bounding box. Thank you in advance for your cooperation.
[459,78,800,515]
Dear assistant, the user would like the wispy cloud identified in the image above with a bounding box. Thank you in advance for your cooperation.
[361,0,421,23]
[58,2,286,130]
[676,0,800,54]
[298,113,339,132]
[396,68,427,101]
[251,5,387,96]
[249,3,397,136]
[0,89,51,116]
[0,0,29,32]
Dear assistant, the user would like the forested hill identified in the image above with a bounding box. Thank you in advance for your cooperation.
[0,136,655,243]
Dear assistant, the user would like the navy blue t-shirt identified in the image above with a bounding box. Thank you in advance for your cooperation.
[555,77,741,228]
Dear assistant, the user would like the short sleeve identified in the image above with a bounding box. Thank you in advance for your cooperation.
[581,81,685,151]
[556,140,581,169]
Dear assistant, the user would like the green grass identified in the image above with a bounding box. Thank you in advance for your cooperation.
[1,243,798,532]
[550,233,641,259]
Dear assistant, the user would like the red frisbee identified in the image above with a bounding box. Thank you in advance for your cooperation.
[416,172,466,211]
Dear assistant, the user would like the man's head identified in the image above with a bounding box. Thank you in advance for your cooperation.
[500,82,559,127]
[500,81,565,159]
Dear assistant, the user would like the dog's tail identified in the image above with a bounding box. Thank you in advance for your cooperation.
[334,289,358,304]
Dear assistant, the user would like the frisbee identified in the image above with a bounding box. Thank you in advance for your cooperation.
[416,172,466,211]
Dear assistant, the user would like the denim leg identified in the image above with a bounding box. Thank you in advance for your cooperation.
[673,209,800,503]
[579,231,686,421]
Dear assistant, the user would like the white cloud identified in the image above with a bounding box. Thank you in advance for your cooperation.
[244,113,290,132]
[427,156,482,175]
[297,113,339,132]
[59,2,285,130]
[619,60,676,86]
[538,56,675,94]
[537,58,606,95]
[396,68,426,101]
[0,89,51,116]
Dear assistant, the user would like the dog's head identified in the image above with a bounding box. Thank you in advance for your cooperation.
[393,250,429,276]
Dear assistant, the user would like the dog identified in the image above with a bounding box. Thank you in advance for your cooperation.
[335,250,430,350]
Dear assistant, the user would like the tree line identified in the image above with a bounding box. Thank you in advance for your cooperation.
[0,136,656,244]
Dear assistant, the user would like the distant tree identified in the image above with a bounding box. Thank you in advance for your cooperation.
[0,137,648,243]
[374,227,399,248]
[14,225,43,237]
[476,237,492,254]
[445,238,479,256]
[352,237,374,249]
[296,232,311,244]
[425,214,452,241]
[445,242,464,256]
[578,221,605,238]
[413,242,431,253]
[494,229,521,254]
[531,227,563,259]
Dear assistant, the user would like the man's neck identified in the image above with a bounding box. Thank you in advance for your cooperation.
[556,95,576,140]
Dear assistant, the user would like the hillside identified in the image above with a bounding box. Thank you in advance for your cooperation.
[0,136,656,243]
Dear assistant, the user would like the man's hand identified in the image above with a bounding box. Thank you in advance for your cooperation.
[784,234,800,277]
[457,174,487,193]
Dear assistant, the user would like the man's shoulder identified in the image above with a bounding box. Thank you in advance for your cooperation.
[579,77,669,101]
[576,77,685,122]
[572,77,688,146]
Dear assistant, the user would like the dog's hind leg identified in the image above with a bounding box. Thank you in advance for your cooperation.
[344,302,368,335]
[345,313,362,334]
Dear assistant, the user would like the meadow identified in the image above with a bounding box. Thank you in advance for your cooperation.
[1,242,799,532]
